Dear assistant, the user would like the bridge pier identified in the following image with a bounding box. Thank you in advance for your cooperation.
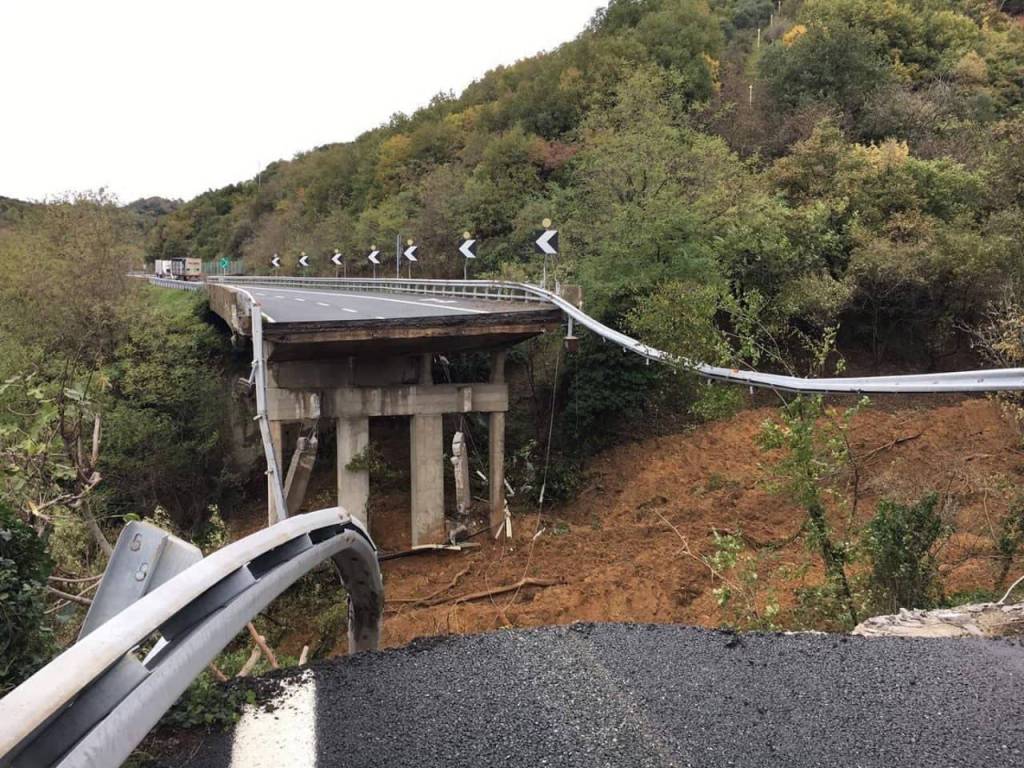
[264,354,511,546]
[337,415,370,526]
[489,350,507,535]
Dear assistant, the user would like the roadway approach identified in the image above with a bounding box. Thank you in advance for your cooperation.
[173,623,1024,768]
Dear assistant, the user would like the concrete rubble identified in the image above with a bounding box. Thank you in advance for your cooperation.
[853,601,1024,638]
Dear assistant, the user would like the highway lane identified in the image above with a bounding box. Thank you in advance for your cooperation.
[229,284,550,324]
[173,624,1024,767]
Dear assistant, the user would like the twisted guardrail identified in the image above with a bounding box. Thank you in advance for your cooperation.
[0,509,382,768]
[208,276,1024,394]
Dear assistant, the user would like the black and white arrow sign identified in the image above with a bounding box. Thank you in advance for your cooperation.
[331,251,343,266]
[535,229,559,256]
[271,254,281,269]
[298,253,310,268]
[403,245,418,262]
[367,250,381,265]
[459,239,478,259]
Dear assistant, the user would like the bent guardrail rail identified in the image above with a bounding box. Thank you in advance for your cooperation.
[207,276,1024,394]
[0,508,382,768]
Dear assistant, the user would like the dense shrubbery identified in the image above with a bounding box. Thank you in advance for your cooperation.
[0,501,54,694]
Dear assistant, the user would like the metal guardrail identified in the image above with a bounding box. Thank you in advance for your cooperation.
[208,276,1024,395]
[0,508,382,768]
[147,276,203,292]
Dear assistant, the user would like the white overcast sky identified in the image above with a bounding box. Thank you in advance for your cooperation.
[1,0,603,203]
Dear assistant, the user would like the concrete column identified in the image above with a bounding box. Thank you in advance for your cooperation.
[267,421,286,526]
[410,413,445,546]
[337,416,370,527]
[489,350,508,535]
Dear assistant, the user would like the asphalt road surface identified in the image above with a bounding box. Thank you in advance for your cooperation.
[172,623,1024,768]
[227,284,549,324]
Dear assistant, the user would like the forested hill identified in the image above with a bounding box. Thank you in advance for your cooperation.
[149,0,1024,361]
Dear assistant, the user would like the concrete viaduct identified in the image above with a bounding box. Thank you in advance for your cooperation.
[208,279,565,546]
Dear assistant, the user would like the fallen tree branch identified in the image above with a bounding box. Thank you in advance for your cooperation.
[388,567,472,608]
[208,663,229,683]
[46,586,93,606]
[247,623,279,669]
[427,577,558,608]
[236,647,262,678]
[857,432,923,462]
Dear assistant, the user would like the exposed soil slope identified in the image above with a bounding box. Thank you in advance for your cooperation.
[363,397,1023,650]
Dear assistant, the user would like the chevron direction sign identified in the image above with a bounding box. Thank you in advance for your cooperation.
[271,253,281,269]
[367,249,381,265]
[535,229,558,255]
[404,244,418,262]
[298,252,310,268]
[331,251,343,266]
[459,239,478,259]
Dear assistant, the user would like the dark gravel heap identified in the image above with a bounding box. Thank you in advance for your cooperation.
[183,623,1024,767]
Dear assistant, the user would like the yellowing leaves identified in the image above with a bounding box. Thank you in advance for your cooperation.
[783,24,807,47]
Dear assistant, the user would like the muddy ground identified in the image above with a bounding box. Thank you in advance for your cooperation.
[247,396,1024,656]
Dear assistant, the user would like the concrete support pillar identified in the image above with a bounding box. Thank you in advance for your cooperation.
[489,350,508,535]
[337,416,370,527]
[284,435,318,517]
[410,413,445,546]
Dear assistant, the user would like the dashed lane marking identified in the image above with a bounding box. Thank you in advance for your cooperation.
[235,286,488,314]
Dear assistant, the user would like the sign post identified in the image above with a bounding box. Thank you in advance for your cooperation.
[459,232,478,281]
[534,218,559,290]
[331,249,345,278]
[368,247,381,279]
[404,240,418,279]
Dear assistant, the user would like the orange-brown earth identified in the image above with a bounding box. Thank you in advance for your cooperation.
[256,396,1024,656]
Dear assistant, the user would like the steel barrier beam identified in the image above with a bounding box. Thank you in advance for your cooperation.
[0,508,382,768]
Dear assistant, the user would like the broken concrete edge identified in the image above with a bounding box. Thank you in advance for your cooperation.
[852,601,1024,638]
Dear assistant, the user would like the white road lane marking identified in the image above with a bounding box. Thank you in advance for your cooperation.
[274,295,285,299]
[242,286,488,314]
[230,672,316,768]
[316,302,330,307]
[341,308,358,313]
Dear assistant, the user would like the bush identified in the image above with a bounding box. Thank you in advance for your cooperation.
[864,493,949,613]
[0,502,55,694]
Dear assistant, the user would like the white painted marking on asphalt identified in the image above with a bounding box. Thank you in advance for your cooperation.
[243,286,488,314]
[376,316,386,320]
[341,307,358,313]
[424,298,456,304]
[230,672,316,768]
[274,295,285,299]
[316,302,330,307]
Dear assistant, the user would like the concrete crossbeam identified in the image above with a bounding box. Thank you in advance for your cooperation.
[266,384,508,421]
[410,413,445,546]
[337,416,370,527]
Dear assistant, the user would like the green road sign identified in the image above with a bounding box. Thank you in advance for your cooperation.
[219,257,229,269]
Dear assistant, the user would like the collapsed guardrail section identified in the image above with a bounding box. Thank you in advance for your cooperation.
[0,509,383,768]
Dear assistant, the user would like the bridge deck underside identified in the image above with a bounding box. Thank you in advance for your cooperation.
[263,310,563,359]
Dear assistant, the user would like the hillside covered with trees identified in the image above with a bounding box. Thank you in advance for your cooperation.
[151,0,1024,367]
